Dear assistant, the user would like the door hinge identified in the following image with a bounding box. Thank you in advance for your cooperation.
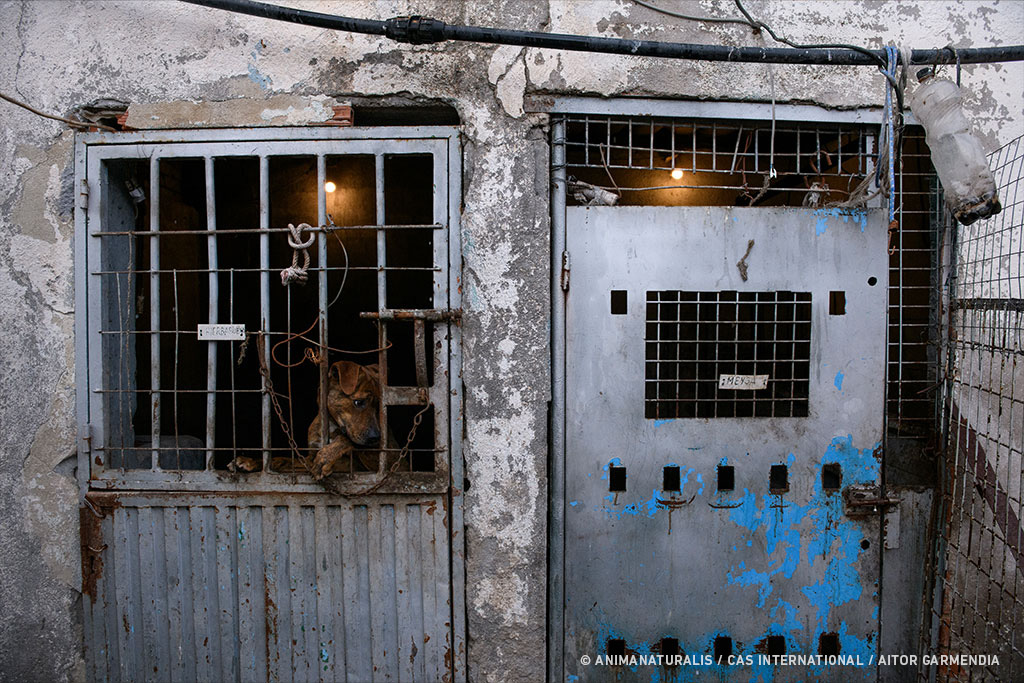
[80,423,93,455]
[560,250,571,292]
[78,179,89,210]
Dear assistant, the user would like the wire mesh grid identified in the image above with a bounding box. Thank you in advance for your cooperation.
[925,134,1024,680]
[560,115,939,440]
[644,290,812,419]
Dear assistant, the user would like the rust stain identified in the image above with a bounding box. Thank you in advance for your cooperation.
[425,500,437,516]
[79,493,120,602]
[79,506,105,602]
[409,636,418,664]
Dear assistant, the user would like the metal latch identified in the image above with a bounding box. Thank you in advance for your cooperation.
[843,485,900,517]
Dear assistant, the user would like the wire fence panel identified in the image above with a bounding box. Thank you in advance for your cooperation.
[927,134,1024,680]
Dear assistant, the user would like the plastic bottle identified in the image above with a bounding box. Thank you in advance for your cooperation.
[908,69,1001,225]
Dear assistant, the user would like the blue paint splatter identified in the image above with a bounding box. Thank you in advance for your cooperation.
[723,436,881,656]
[814,207,869,236]
[569,500,579,507]
[247,62,272,89]
[834,371,845,391]
[653,419,674,427]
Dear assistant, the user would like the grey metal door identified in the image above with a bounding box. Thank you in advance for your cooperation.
[75,127,465,682]
[563,205,887,682]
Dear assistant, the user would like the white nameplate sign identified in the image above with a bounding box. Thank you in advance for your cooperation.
[718,374,769,390]
[197,324,246,341]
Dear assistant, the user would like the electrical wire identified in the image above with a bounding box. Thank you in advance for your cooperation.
[0,91,117,132]
[181,0,1024,67]
[629,0,756,28]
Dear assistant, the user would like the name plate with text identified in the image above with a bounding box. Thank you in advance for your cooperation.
[197,324,246,341]
[718,374,769,390]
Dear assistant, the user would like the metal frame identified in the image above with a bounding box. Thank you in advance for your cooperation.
[76,129,459,493]
[75,125,467,681]
[548,102,892,682]
[925,134,1024,680]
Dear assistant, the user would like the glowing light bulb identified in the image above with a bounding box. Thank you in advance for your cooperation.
[670,168,684,181]
[324,181,337,193]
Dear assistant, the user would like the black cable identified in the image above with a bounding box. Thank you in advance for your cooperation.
[732,0,887,68]
[180,0,1024,66]
[630,0,756,28]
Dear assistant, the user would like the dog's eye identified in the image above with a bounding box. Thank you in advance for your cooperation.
[353,399,366,409]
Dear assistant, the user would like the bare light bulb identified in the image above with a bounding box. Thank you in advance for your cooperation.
[324,181,337,193]
[670,168,684,181]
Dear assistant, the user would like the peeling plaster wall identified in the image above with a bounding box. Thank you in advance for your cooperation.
[0,1,1020,681]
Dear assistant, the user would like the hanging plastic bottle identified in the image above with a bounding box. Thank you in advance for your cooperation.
[908,69,1001,225]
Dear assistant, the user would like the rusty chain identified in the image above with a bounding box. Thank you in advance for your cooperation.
[255,331,431,496]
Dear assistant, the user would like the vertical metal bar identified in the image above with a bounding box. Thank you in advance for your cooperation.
[173,271,181,469]
[74,137,91,495]
[149,157,161,470]
[445,131,468,683]
[230,270,237,459]
[317,155,329,451]
[205,157,218,469]
[259,156,271,470]
[548,116,567,683]
[375,153,388,473]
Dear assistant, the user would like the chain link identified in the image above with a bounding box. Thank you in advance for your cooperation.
[256,331,431,496]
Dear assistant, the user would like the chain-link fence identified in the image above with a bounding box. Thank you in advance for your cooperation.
[925,134,1024,680]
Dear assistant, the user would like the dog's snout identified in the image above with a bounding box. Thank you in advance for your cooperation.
[362,425,382,447]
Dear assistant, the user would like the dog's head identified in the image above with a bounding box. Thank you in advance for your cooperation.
[323,361,382,447]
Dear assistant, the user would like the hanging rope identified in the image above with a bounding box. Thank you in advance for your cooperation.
[280,222,314,286]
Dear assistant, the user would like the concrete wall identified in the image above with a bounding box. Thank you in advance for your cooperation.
[0,1,1020,681]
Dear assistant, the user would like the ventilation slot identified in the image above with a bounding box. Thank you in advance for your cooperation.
[829,291,846,315]
[611,290,628,315]
[609,465,627,492]
[822,463,842,491]
[819,633,840,656]
[714,636,732,663]
[769,465,789,493]
[717,465,735,492]
[663,465,681,492]
[767,635,786,656]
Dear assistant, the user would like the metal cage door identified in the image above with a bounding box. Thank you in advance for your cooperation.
[562,205,887,682]
[75,127,465,683]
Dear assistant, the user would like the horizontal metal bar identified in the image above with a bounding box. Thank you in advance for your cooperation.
[360,308,463,322]
[953,297,1024,312]
[92,266,441,274]
[97,446,445,454]
[92,224,443,237]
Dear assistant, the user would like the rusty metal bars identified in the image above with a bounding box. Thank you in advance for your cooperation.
[204,157,218,469]
[260,155,271,469]
[79,132,457,492]
[927,134,1024,680]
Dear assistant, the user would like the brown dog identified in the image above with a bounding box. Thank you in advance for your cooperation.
[308,361,383,479]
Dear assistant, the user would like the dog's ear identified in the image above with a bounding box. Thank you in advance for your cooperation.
[362,364,381,383]
[329,361,361,395]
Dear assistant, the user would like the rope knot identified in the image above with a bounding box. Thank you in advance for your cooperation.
[280,222,314,286]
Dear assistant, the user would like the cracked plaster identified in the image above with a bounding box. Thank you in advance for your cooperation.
[0,1,1020,681]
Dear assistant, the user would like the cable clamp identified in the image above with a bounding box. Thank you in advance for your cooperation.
[385,16,446,44]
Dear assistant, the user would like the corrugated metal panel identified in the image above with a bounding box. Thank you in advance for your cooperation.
[82,494,452,683]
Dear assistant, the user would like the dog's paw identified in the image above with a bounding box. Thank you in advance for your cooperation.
[229,456,261,472]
